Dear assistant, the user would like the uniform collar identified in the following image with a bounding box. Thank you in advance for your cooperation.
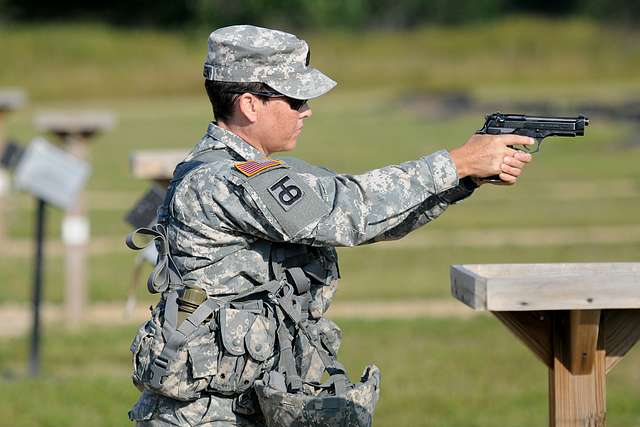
[194,122,264,161]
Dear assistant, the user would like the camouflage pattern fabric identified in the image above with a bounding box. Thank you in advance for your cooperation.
[203,25,336,100]
[131,389,263,426]
[254,365,381,427]
[129,121,467,425]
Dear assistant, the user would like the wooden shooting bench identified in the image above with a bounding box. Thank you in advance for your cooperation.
[451,263,640,427]
[130,150,187,187]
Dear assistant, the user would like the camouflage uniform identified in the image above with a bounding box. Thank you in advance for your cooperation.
[128,25,476,426]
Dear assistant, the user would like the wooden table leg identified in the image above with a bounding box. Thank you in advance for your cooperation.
[549,310,606,427]
[492,309,640,426]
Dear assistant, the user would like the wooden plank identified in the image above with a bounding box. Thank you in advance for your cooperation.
[602,309,640,373]
[34,112,116,135]
[450,263,640,312]
[130,150,187,180]
[486,273,640,311]
[569,310,601,375]
[492,310,553,368]
[450,265,487,310]
[0,89,26,111]
[549,311,606,427]
[460,263,640,278]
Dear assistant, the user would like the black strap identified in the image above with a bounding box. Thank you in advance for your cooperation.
[437,176,478,204]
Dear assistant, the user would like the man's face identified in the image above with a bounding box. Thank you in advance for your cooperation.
[257,97,312,155]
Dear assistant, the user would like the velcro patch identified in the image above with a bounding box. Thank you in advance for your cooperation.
[243,168,330,238]
[234,159,283,177]
[268,175,304,211]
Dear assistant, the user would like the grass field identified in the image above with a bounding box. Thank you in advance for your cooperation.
[1,19,640,426]
[1,17,639,101]
[1,318,640,427]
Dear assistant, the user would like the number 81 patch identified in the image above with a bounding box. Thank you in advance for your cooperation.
[268,175,303,210]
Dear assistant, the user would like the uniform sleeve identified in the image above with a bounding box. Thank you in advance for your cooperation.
[192,150,468,247]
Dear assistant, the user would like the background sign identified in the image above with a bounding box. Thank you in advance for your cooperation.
[13,138,91,210]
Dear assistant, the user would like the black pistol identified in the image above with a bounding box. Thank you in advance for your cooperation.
[476,112,589,182]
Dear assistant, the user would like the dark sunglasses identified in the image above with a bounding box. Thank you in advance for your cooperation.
[228,90,308,112]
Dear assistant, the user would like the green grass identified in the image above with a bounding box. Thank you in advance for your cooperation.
[0,251,156,305]
[2,18,640,101]
[1,317,639,427]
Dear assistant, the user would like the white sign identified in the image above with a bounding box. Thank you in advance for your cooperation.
[14,138,91,210]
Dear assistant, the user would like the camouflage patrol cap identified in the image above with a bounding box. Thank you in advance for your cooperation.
[203,25,336,100]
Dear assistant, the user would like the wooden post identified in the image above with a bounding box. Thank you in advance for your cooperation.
[549,310,606,427]
[34,112,115,325]
[0,89,26,242]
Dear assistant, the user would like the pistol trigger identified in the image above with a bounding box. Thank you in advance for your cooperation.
[531,138,542,154]
[515,144,528,153]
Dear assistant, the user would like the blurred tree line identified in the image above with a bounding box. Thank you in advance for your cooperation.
[1,0,638,29]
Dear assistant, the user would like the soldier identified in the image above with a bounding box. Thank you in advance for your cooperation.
[128,25,532,426]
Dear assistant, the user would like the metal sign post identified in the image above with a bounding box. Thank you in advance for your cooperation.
[34,112,115,325]
[11,137,90,376]
[0,89,26,242]
[29,198,46,377]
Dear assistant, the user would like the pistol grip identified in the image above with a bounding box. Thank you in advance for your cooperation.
[479,140,538,184]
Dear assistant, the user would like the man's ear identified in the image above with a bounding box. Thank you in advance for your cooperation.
[236,93,260,123]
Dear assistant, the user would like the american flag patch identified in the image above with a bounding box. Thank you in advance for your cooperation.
[234,159,284,177]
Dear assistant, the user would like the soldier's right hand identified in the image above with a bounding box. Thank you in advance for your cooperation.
[449,134,533,185]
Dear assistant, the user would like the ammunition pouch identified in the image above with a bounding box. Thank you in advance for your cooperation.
[130,281,280,401]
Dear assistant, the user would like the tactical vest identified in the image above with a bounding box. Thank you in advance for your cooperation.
[127,147,380,426]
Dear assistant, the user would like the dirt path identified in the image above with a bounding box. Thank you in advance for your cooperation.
[0,300,477,338]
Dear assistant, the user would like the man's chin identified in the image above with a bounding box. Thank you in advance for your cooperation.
[283,139,298,152]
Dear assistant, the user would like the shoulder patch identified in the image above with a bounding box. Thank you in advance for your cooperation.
[243,168,330,238]
[234,159,284,177]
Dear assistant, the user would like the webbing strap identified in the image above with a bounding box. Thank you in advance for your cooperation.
[162,291,178,341]
[231,280,282,301]
[278,293,302,325]
[305,330,348,395]
[275,306,302,392]
[126,224,183,294]
[285,267,311,295]
[303,373,349,397]
[275,291,349,396]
